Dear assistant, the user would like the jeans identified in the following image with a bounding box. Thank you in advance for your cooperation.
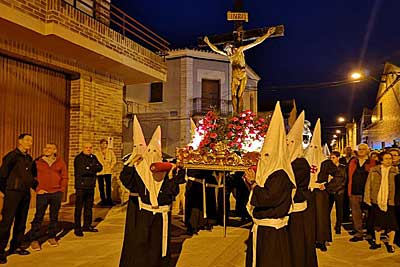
[97,174,112,203]
[329,192,344,231]
[350,195,364,238]
[74,189,94,229]
[0,190,30,253]
[31,192,63,240]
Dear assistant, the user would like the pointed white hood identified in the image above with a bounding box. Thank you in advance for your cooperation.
[323,143,331,158]
[125,115,147,165]
[136,126,163,206]
[255,102,296,187]
[304,119,325,189]
[287,111,305,163]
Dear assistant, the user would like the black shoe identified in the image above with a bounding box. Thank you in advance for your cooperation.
[8,247,30,256]
[74,229,84,237]
[319,244,327,252]
[386,244,395,253]
[82,226,98,232]
[335,228,341,235]
[369,242,382,250]
[316,242,327,251]
[349,236,363,242]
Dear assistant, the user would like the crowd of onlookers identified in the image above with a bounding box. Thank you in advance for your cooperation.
[0,133,116,264]
[318,145,400,253]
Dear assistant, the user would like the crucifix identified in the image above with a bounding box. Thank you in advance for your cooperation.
[199,0,284,114]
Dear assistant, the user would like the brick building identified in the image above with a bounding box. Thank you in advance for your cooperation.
[0,0,168,202]
[361,62,400,149]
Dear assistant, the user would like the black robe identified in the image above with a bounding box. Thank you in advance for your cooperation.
[246,170,295,267]
[184,170,216,233]
[288,158,318,267]
[314,159,336,243]
[119,165,141,267]
[119,166,185,267]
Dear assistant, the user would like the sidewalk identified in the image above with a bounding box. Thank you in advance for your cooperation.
[4,205,400,266]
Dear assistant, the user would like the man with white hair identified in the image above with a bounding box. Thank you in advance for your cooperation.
[244,102,296,267]
[73,143,103,237]
[348,143,376,242]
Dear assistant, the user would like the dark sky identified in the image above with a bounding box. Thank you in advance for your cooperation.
[113,0,399,142]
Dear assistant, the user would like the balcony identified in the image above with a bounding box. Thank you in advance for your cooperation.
[0,0,168,83]
[191,98,232,117]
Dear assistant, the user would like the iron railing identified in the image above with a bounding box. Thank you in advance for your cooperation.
[62,0,170,54]
[191,98,232,117]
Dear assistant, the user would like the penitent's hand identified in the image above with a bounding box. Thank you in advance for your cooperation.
[244,168,256,184]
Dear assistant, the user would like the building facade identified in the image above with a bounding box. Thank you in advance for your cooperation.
[124,48,260,156]
[0,0,168,202]
[361,62,400,149]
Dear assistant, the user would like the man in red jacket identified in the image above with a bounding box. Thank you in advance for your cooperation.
[348,143,376,242]
[30,144,67,251]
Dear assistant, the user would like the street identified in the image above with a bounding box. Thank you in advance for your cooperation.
[4,204,400,267]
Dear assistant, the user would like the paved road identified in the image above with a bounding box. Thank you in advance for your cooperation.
[4,205,400,267]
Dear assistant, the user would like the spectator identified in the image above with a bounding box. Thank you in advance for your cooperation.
[364,152,399,253]
[339,146,354,222]
[94,139,116,206]
[74,143,102,237]
[348,143,376,242]
[30,143,67,251]
[370,151,380,164]
[0,133,37,264]
[325,151,347,234]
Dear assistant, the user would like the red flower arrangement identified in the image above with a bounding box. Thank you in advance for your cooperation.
[195,110,270,153]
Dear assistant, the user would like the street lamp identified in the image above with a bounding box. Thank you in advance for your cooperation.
[350,72,362,80]
[337,117,345,123]
[349,70,380,82]
[336,129,341,134]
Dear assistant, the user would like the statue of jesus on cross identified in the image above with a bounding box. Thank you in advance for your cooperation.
[203,27,276,114]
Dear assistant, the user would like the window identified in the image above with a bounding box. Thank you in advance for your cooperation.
[63,0,94,17]
[201,79,220,110]
[150,82,163,102]
[379,102,383,120]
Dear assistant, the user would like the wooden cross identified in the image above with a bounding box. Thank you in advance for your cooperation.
[198,0,284,48]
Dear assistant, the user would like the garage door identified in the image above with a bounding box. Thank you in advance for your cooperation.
[0,55,69,162]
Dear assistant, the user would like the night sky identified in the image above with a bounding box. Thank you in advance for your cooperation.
[113,0,399,142]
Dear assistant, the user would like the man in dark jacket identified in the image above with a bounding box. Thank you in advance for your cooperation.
[74,143,102,237]
[326,151,347,234]
[0,133,38,264]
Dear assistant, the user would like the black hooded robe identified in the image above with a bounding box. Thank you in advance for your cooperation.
[184,170,216,233]
[246,170,294,267]
[119,165,140,267]
[119,166,185,267]
[288,158,318,267]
